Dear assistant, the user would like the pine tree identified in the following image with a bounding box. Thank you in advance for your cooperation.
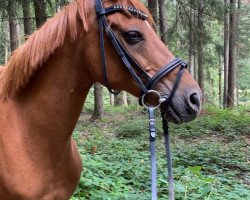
[8,0,19,52]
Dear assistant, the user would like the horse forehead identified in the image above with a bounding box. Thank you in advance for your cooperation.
[108,13,147,30]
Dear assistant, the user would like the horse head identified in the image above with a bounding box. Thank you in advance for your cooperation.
[85,0,202,124]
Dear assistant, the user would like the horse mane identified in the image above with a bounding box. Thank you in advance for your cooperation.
[0,0,90,100]
[0,0,153,100]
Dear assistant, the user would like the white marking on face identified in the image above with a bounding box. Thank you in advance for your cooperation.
[145,21,154,33]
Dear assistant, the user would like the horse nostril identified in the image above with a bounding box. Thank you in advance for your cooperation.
[190,93,200,106]
[187,93,201,114]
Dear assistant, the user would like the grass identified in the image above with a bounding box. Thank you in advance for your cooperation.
[71,104,250,200]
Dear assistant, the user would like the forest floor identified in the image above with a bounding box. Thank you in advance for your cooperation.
[71,104,250,200]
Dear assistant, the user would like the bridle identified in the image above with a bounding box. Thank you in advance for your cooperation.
[95,0,187,199]
[95,0,187,97]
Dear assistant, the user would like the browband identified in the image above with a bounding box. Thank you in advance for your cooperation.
[96,4,148,20]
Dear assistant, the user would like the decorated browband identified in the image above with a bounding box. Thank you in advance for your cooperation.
[96,4,148,20]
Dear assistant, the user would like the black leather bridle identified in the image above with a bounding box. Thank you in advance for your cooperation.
[95,0,188,199]
[95,0,187,98]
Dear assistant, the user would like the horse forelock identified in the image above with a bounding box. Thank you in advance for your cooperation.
[0,0,90,100]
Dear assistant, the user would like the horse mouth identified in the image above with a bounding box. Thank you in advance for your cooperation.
[160,103,199,124]
[161,105,182,124]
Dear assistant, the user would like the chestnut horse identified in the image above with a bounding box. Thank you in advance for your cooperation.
[0,0,201,199]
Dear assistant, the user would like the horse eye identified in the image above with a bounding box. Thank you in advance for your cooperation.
[123,31,143,44]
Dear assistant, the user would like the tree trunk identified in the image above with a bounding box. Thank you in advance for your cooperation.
[22,0,33,36]
[227,0,237,107]
[236,0,241,106]
[219,53,223,106]
[114,91,128,106]
[223,0,229,107]
[91,83,104,120]
[175,3,180,50]
[197,0,205,98]
[158,0,167,44]
[4,21,9,64]
[236,80,239,106]
[8,0,19,52]
[193,9,197,81]
[148,0,158,24]
[110,93,114,106]
[193,55,197,81]
[188,6,195,77]
[33,0,47,27]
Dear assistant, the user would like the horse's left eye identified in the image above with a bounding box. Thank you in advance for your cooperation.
[123,31,144,44]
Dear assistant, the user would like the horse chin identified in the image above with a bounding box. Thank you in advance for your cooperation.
[161,106,182,124]
[160,104,199,124]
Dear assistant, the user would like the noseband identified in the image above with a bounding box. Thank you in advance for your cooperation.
[95,0,187,199]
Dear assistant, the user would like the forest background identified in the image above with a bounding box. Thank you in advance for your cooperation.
[0,0,249,199]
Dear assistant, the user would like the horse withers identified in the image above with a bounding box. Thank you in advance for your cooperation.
[0,0,201,199]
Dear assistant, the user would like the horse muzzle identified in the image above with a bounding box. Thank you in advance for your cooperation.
[161,89,202,124]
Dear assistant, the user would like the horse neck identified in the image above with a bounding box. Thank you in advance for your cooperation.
[0,66,4,74]
[11,40,93,156]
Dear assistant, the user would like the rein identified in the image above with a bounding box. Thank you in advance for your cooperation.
[95,0,187,199]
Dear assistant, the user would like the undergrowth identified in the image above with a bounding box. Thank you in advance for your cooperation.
[71,105,250,200]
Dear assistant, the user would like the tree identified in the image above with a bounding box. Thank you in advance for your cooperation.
[33,0,47,27]
[188,4,196,78]
[22,0,33,36]
[223,0,230,107]
[218,47,223,106]
[8,0,19,52]
[158,0,167,44]
[148,0,158,23]
[114,91,128,106]
[197,0,205,97]
[91,83,104,120]
[110,93,114,105]
[3,21,9,64]
[227,0,238,107]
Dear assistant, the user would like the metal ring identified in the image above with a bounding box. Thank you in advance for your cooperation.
[141,90,162,109]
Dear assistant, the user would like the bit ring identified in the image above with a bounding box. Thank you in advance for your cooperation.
[141,90,165,109]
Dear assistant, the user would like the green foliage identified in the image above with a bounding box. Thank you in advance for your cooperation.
[114,118,147,138]
[171,104,250,139]
[71,105,250,200]
[164,0,250,105]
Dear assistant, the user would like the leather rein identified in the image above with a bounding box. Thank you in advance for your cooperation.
[95,0,187,199]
